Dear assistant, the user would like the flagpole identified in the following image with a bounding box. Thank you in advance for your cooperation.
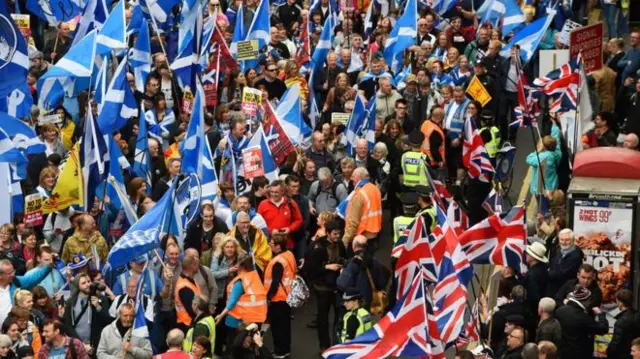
[469,276,488,348]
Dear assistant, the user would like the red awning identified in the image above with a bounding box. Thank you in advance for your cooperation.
[573,148,640,179]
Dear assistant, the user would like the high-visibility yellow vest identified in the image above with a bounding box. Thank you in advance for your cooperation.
[401,151,429,187]
[393,216,415,245]
[481,126,501,159]
[183,315,216,353]
[340,308,372,343]
[417,206,437,231]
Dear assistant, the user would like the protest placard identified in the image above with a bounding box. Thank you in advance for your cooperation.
[331,113,351,125]
[242,147,264,179]
[570,22,603,73]
[24,194,44,226]
[558,19,581,46]
[11,14,30,38]
[242,87,262,116]
[237,40,259,60]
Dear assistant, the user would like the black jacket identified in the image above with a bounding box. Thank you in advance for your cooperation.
[607,308,640,359]
[546,247,584,297]
[487,301,526,353]
[555,278,603,310]
[63,294,112,355]
[500,345,523,359]
[304,236,346,289]
[184,217,229,254]
[525,262,548,315]
[536,317,562,346]
[555,300,609,359]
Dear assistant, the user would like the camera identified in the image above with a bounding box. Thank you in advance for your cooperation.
[89,282,106,297]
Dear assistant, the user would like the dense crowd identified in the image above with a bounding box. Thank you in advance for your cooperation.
[1,0,640,357]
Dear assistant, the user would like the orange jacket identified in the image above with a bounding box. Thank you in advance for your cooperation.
[344,182,382,242]
[264,251,297,302]
[227,271,267,323]
[175,275,201,327]
[421,120,446,165]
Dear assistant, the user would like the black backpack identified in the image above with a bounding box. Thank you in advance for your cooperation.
[314,181,341,201]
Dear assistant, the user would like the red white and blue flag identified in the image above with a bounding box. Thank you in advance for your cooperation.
[533,54,582,113]
[462,118,495,183]
[394,216,437,296]
[511,73,540,129]
[482,187,504,214]
[458,205,527,272]
[457,298,480,345]
[323,270,445,359]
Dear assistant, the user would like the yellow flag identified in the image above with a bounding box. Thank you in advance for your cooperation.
[43,144,83,214]
[466,76,492,107]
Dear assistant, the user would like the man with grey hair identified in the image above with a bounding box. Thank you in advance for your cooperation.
[184,248,218,314]
[152,157,181,201]
[308,167,348,215]
[343,168,382,251]
[536,297,561,346]
[521,342,539,359]
[97,303,153,359]
[623,133,639,150]
[546,228,584,297]
[354,138,370,169]
[305,131,336,172]
[162,328,191,357]
[375,77,402,119]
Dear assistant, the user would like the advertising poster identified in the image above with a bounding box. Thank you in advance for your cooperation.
[242,147,264,179]
[572,199,633,357]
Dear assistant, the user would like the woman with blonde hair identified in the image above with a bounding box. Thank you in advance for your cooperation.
[311,211,336,242]
[283,60,310,101]
[13,290,45,332]
[36,167,57,198]
[323,73,357,114]
[39,123,66,157]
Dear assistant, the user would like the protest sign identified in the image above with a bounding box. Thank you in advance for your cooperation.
[242,147,264,179]
[182,90,194,115]
[466,76,492,107]
[331,113,351,125]
[558,19,581,46]
[39,113,63,126]
[242,87,262,116]
[237,40,259,60]
[11,14,30,38]
[539,50,570,77]
[24,194,44,226]
[263,101,295,165]
[570,22,603,73]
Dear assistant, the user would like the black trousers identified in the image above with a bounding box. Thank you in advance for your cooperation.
[214,297,227,356]
[316,289,338,350]
[498,91,519,140]
[268,301,292,355]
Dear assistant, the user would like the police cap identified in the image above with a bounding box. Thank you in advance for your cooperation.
[415,185,433,196]
[408,130,425,147]
[401,192,419,206]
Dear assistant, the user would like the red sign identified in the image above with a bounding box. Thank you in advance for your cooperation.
[242,147,265,179]
[569,22,603,73]
[262,101,295,165]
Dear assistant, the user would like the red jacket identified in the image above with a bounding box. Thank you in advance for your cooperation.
[258,197,303,249]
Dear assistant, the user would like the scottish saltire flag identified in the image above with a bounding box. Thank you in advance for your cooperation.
[73,0,108,45]
[323,269,445,359]
[500,9,555,63]
[394,65,412,91]
[311,16,334,71]
[181,79,205,174]
[363,0,377,41]
[96,0,127,55]
[383,0,417,74]
[171,0,203,90]
[133,105,152,189]
[246,0,270,51]
[431,0,458,15]
[127,4,144,35]
[0,112,46,155]
[129,19,151,93]
[26,0,83,26]
[229,6,245,57]
[105,140,138,226]
[274,84,312,145]
[344,95,376,156]
[139,0,181,24]
[482,188,504,214]
[533,54,581,112]
[244,126,280,182]
[38,30,98,107]
[132,264,149,337]
[0,128,29,180]
[201,140,219,203]
[97,56,139,134]
[162,174,201,243]
[358,71,395,86]
[106,178,178,269]
[458,205,526,272]
[479,0,525,37]
[94,56,109,109]
[0,1,29,99]
[0,85,34,120]
[80,109,110,212]
[462,117,494,183]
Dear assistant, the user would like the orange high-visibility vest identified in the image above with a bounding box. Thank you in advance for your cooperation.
[175,275,201,326]
[226,271,267,323]
[264,251,297,303]
[420,120,446,166]
[346,182,382,235]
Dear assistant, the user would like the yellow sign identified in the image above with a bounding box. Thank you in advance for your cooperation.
[241,87,262,116]
[11,14,30,38]
[466,76,492,107]
[24,194,44,226]
[237,40,259,61]
[43,145,83,214]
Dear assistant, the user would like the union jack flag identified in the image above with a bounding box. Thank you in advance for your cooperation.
[482,188,503,214]
[533,54,582,113]
[323,270,445,359]
[394,216,437,297]
[457,298,480,345]
[462,118,495,183]
[448,201,469,236]
[458,205,527,272]
[510,73,540,129]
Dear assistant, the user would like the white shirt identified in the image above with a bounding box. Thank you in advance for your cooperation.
[445,102,460,131]
[0,286,12,326]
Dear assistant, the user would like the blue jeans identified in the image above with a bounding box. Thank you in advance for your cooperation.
[603,3,628,38]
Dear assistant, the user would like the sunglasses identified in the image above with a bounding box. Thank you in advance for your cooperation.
[267,68,277,71]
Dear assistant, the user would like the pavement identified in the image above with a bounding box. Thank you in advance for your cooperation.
[261,127,536,358]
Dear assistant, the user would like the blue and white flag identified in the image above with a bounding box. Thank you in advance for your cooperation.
[104,139,137,226]
[244,126,279,182]
[383,0,417,74]
[431,0,458,15]
[0,112,46,155]
[394,64,412,91]
[139,0,181,24]
[133,105,152,189]
[106,178,178,269]
[243,0,270,70]
[275,84,312,145]
[127,4,144,35]
[73,0,108,45]
[97,56,139,134]
[80,109,110,212]
[171,0,203,90]
[96,0,127,55]
[162,174,201,243]
[479,0,525,37]
[0,128,28,180]
[94,55,109,109]
[311,16,333,71]
[363,0,377,42]
[201,139,218,203]
[0,85,34,120]
[37,78,66,110]
[39,30,98,83]
[181,79,205,175]
[132,264,149,337]
[229,6,245,57]
[129,19,151,93]
[0,1,29,99]
[344,95,376,156]
[500,9,556,63]
[26,0,83,26]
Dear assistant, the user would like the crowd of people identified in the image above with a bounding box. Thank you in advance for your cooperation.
[2,0,640,357]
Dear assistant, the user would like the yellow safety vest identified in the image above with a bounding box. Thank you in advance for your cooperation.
[183,315,216,353]
[482,126,501,159]
[417,206,437,232]
[401,151,429,187]
[393,216,415,245]
[341,308,372,343]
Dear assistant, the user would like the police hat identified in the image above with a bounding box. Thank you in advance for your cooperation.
[401,192,419,206]
[480,109,495,120]
[343,288,363,301]
[474,58,486,67]
[415,185,433,196]
[408,130,425,147]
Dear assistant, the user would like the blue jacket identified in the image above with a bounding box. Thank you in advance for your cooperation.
[10,266,52,304]
[336,252,389,308]
[527,124,562,194]
[618,48,640,83]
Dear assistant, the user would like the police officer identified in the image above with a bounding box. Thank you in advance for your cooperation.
[183,296,216,354]
[390,192,419,310]
[478,109,502,168]
[400,130,430,191]
[415,185,436,231]
[340,289,372,343]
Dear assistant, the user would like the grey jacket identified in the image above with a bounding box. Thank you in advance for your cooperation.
[96,321,153,359]
[194,265,219,313]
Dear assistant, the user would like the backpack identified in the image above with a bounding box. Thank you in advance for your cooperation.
[286,275,310,308]
[365,267,388,316]
[314,181,341,202]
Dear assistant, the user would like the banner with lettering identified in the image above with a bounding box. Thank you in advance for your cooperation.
[262,100,295,165]
[573,199,633,357]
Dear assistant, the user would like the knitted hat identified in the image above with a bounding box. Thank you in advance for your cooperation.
[570,285,592,302]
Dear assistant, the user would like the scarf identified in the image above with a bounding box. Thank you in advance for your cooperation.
[560,245,577,257]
